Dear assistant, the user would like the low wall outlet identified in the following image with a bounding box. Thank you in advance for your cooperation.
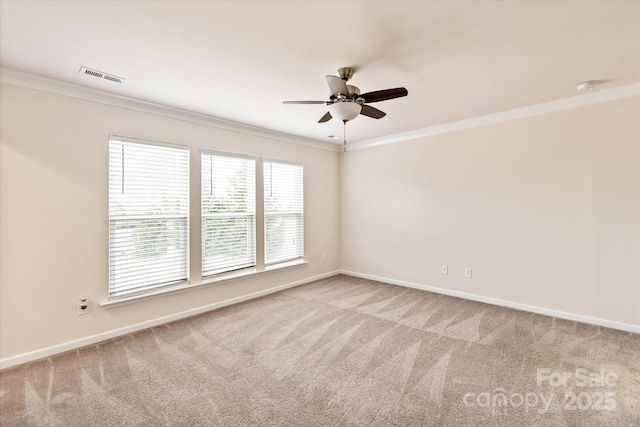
[322,253,327,262]
[465,268,472,278]
[78,299,89,315]
[440,265,448,275]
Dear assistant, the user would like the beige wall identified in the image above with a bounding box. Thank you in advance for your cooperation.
[0,83,340,359]
[1,81,638,363]
[341,96,640,326]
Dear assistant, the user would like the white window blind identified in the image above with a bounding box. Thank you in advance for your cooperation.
[264,161,304,265]
[108,137,189,298]
[202,153,256,277]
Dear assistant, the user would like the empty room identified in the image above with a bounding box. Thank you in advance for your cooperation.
[1,1,639,425]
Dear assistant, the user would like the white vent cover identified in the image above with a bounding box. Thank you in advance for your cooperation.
[79,67,124,84]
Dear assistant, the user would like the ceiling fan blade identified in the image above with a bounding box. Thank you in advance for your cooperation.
[360,104,386,119]
[318,111,332,123]
[326,75,350,97]
[360,87,408,103]
[283,101,327,104]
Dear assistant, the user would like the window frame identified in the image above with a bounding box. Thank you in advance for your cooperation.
[263,159,305,266]
[108,135,190,300]
[201,151,257,279]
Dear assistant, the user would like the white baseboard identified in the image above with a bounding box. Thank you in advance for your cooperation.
[4,269,635,370]
[340,270,640,335]
[0,270,340,370]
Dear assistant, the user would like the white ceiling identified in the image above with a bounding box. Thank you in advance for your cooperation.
[1,1,639,145]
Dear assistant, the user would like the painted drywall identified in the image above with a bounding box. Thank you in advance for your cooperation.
[2,80,638,364]
[341,96,640,327]
[0,83,340,360]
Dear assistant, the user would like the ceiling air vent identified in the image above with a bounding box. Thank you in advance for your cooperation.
[102,74,122,83]
[79,67,124,84]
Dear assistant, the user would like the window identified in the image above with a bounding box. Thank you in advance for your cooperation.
[264,161,304,265]
[108,137,303,301]
[202,153,256,277]
[108,136,189,298]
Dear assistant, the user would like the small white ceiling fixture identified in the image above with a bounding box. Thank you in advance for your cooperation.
[576,80,598,92]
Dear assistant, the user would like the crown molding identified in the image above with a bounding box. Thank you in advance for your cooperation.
[2,68,637,154]
[347,82,640,151]
[0,67,341,152]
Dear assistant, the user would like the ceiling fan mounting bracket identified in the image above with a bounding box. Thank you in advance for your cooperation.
[338,67,355,81]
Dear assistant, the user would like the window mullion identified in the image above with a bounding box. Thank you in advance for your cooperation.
[255,159,265,270]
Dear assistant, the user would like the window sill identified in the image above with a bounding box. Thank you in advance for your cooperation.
[100,259,308,309]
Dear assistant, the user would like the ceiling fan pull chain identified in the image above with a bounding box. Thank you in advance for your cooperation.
[343,120,347,152]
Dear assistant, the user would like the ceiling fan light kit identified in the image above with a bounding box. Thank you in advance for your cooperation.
[329,101,362,122]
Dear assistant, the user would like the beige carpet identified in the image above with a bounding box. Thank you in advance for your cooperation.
[1,275,639,426]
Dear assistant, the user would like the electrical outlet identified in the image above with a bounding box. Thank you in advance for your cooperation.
[440,264,448,275]
[78,298,89,315]
[322,253,327,262]
[465,268,472,278]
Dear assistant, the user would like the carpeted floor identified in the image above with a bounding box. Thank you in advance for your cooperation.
[1,274,639,426]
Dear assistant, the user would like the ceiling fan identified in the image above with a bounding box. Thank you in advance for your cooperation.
[283,67,408,124]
